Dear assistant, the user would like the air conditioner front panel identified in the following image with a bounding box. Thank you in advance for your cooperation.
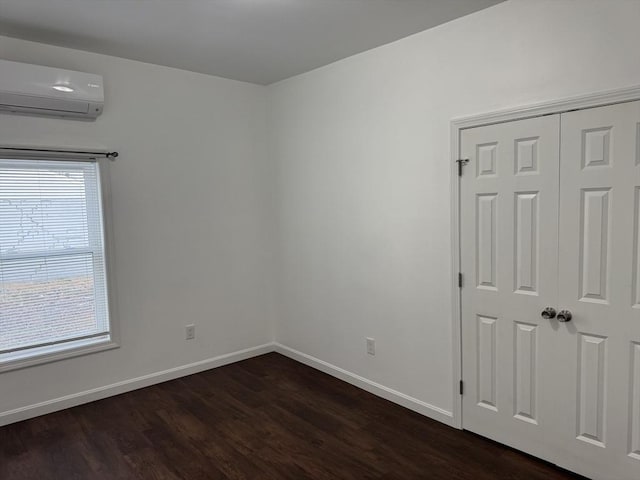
[0,92,90,114]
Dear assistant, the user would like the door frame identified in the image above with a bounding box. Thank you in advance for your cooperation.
[449,84,640,429]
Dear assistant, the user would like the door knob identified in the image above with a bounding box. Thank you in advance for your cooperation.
[556,309,572,322]
[541,307,556,320]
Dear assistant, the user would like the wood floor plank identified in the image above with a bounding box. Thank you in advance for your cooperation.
[0,353,585,479]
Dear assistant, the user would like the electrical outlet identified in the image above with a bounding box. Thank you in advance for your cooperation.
[366,337,375,355]
[185,324,195,340]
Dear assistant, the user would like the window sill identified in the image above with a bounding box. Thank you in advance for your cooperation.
[0,337,119,373]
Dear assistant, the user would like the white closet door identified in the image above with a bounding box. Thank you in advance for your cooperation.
[460,115,560,462]
[555,100,640,480]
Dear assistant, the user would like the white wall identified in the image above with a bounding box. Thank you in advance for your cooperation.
[0,36,277,419]
[2,0,640,429]
[268,0,640,419]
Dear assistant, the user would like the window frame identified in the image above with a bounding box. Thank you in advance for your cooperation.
[0,153,119,372]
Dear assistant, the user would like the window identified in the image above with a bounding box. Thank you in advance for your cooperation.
[0,155,116,371]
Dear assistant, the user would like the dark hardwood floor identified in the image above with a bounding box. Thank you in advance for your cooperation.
[0,353,585,479]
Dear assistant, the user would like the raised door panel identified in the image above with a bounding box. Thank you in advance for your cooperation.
[476,194,498,290]
[514,192,539,295]
[577,333,607,447]
[477,315,498,410]
[629,342,640,460]
[514,322,537,424]
[579,188,611,304]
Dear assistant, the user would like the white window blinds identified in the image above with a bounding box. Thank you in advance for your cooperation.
[0,158,110,360]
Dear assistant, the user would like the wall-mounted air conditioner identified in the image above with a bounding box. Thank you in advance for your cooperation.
[0,59,104,120]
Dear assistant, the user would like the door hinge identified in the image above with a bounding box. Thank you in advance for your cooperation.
[459,380,464,395]
[456,158,469,176]
[458,272,463,288]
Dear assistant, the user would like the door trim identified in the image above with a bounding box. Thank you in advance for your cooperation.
[449,84,640,429]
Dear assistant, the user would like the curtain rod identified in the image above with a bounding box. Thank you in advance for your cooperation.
[0,146,119,159]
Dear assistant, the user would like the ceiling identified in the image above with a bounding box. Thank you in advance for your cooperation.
[0,0,503,85]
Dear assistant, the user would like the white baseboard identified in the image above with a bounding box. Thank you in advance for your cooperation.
[0,343,275,427]
[1,342,457,430]
[273,343,456,427]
